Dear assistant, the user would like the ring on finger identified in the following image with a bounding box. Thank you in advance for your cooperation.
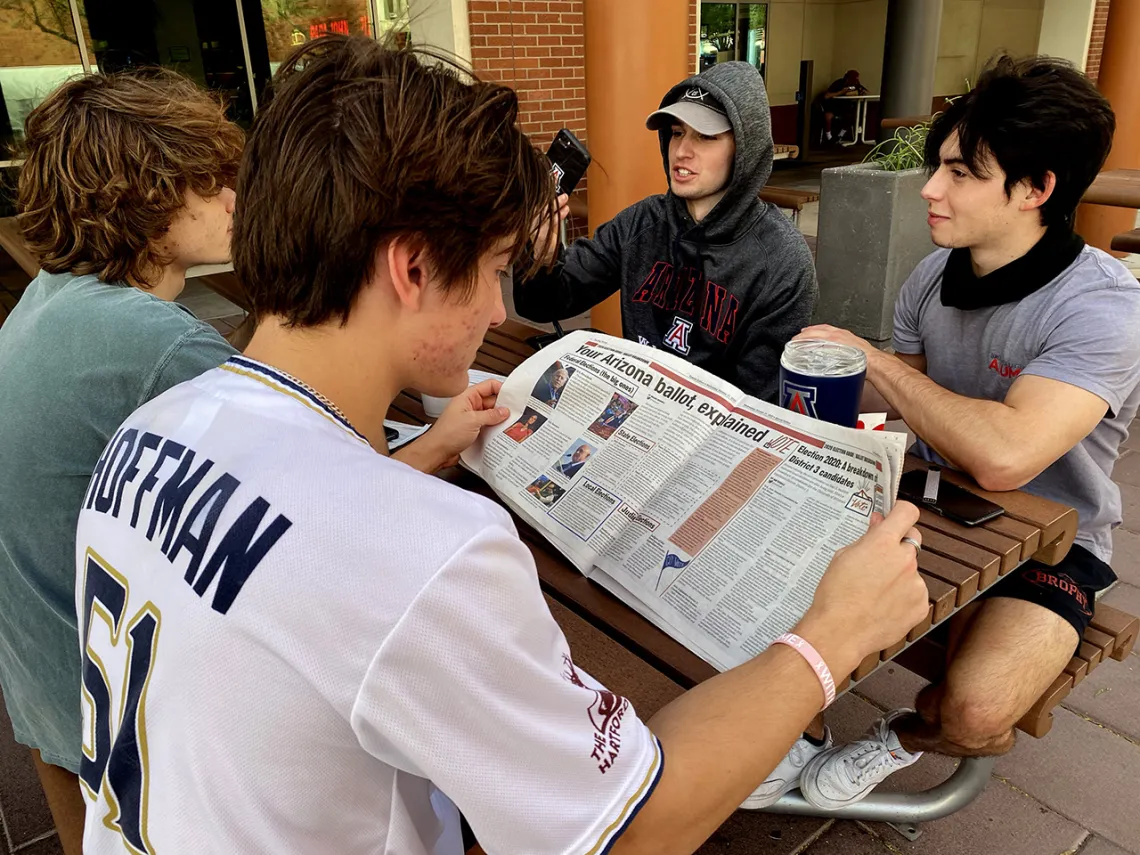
[902,535,921,552]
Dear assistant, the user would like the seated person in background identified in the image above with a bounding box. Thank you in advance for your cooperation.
[513,61,816,403]
[0,70,245,855]
[75,35,929,854]
[792,55,1138,808]
[815,69,868,144]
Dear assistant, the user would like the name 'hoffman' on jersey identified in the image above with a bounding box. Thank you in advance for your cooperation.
[81,426,293,614]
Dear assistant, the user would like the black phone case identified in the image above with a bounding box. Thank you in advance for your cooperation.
[546,129,591,195]
[897,471,1005,527]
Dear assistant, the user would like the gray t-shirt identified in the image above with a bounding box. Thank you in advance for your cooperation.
[0,271,236,771]
[893,246,1140,564]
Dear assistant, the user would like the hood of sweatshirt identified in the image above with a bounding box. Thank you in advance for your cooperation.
[654,61,773,242]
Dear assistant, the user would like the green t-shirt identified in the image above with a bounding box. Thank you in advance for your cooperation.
[0,271,237,771]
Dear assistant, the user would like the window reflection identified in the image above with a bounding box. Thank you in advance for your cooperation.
[1,0,84,153]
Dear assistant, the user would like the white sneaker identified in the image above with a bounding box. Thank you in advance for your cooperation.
[739,728,833,809]
[799,710,922,810]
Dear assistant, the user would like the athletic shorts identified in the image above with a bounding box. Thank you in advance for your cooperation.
[983,543,1116,643]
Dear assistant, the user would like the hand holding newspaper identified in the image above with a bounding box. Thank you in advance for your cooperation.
[461,331,907,672]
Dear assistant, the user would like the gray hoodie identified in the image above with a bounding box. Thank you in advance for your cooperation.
[514,61,817,402]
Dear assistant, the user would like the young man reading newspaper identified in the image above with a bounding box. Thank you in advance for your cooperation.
[76,36,928,854]
[791,56,1140,808]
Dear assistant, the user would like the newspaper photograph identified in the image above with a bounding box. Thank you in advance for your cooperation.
[462,330,908,672]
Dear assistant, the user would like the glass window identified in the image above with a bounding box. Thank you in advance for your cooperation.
[260,0,384,77]
[74,0,259,125]
[699,2,766,79]
[1,0,85,156]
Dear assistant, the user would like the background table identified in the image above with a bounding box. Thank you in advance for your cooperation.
[832,94,879,145]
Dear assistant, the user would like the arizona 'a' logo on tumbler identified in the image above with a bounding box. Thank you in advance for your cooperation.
[782,380,819,418]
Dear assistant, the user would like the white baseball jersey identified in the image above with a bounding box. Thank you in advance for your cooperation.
[75,355,662,855]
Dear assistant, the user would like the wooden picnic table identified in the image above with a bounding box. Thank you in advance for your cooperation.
[391,319,1139,739]
[1081,168,1140,209]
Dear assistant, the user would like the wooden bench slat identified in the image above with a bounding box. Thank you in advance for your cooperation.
[495,318,545,344]
[1083,626,1117,660]
[1015,673,1072,738]
[916,526,1000,589]
[483,328,537,358]
[853,650,881,681]
[1078,640,1104,670]
[471,351,518,376]
[1064,656,1089,687]
[904,459,1077,562]
[918,510,1021,578]
[881,636,907,661]
[1090,603,1140,660]
[983,516,1042,561]
[917,550,980,605]
[907,604,935,642]
[921,572,957,623]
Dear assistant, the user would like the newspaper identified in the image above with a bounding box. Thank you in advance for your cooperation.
[461,331,907,672]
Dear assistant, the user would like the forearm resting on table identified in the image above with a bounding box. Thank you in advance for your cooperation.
[612,635,859,855]
[860,378,899,420]
[870,355,1092,492]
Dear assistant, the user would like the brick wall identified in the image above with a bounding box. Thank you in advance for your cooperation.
[1085,0,1111,82]
[468,0,698,235]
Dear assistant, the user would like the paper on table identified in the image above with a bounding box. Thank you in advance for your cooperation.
[385,420,429,451]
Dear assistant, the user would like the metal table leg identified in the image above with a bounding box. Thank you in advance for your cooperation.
[758,756,996,823]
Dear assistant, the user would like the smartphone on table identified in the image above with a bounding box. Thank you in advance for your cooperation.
[898,468,1005,527]
[546,128,591,196]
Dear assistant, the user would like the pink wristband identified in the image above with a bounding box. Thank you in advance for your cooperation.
[773,633,837,710]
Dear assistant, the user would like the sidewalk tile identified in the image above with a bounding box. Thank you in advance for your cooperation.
[1118,482,1140,535]
[1111,528,1140,588]
[994,706,1140,851]
[697,813,831,855]
[1101,582,1140,617]
[1113,449,1140,488]
[1063,650,1140,743]
[0,690,55,848]
[851,663,930,714]
[865,776,1087,855]
[10,835,64,855]
[802,822,893,853]
[1079,835,1136,855]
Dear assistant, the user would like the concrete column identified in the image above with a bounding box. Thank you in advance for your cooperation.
[584,0,690,336]
[1037,0,1096,71]
[1075,0,1140,255]
[879,0,942,118]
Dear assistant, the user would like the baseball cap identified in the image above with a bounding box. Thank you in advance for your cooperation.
[646,86,732,135]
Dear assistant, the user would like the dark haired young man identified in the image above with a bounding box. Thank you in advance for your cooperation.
[514,62,816,402]
[795,55,1139,808]
[73,35,932,854]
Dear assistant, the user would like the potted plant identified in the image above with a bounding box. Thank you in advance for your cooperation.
[813,122,935,348]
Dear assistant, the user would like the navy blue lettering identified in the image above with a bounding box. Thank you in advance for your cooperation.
[169,473,240,584]
[95,430,138,514]
[79,555,127,794]
[146,451,213,552]
[111,431,159,518]
[194,498,292,614]
[132,440,186,528]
